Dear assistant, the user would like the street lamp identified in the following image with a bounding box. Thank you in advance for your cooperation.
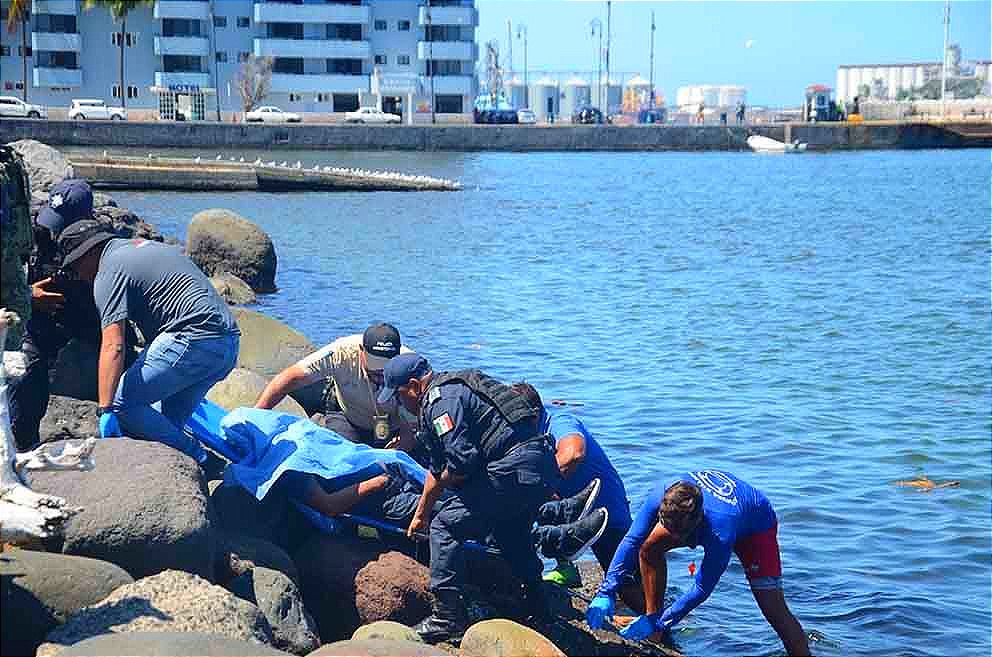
[590,19,602,110]
[516,23,528,107]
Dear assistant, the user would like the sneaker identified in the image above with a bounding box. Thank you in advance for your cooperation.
[560,478,602,524]
[543,559,582,588]
[555,507,609,561]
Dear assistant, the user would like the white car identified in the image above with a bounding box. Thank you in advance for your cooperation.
[516,108,536,125]
[68,99,126,121]
[245,106,301,123]
[0,96,47,119]
[344,107,402,124]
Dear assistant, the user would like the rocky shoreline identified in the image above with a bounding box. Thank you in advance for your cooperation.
[2,140,679,657]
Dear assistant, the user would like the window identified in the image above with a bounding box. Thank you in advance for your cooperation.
[426,25,466,41]
[398,20,411,31]
[435,94,463,113]
[288,93,302,102]
[215,51,228,63]
[373,19,387,31]
[333,93,359,112]
[0,46,9,57]
[426,60,461,76]
[268,22,303,39]
[238,51,251,62]
[162,18,201,37]
[37,51,77,68]
[237,16,250,28]
[397,54,410,66]
[327,23,362,40]
[163,54,202,73]
[213,16,227,28]
[374,54,386,65]
[327,58,362,75]
[111,32,137,47]
[112,85,139,99]
[35,14,78,33]
[18,46,32,57]
[317,93,331,103]
[273,57,303,74]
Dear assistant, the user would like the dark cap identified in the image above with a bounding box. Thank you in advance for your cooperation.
[36,179,94,237]
[362,322,401,371]
[377,353,431,404]
[57,219,117,269]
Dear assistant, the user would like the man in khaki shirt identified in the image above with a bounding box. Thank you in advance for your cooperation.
[255,323,414,449]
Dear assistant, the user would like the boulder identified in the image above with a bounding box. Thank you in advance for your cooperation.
[229,566,321,655]
[459,620,565,657]
[351,621,423,643]
[308,640,450,657]
[211,272,257,305]
[216,530,300,584]
[38,395,99,444]
[210,483,317,555]
[28,439,215,581]
[187,208,277,293]
[37,570,275,657]
[92,204,166,242]
[49,339,99,402]
[207,367,307,417]
[8,139,74,198]
[58,632,291,656]
[0,549,133,657]
[232,308,324,414]
[355,551,432,628]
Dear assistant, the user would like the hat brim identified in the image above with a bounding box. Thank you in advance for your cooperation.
[36,206,66,235]
[377,384,397,405]
[365,353,392,372]
[62,233,115,269]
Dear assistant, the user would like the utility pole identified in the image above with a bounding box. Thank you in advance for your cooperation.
[210,0,221,121]
[940,0,950,120]
[506,19,513,79]
[605,1,611,114]
[517,24,528,107]
[649,10,655,108]
[591,19,602,110]
[427,0,435,124]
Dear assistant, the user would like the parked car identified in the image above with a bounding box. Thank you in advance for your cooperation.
[0,96,47,119]
[473,108,518,124]
[245,106,301,123]
[344,107,402,124]
[572,106,604,125]
[516,108,537,125]
[637,108,668,124]
[68,99,126,121]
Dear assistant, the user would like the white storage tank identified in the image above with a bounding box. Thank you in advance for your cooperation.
[505,76,528,109]
[562,77,591,120]
[599,77,622,114]
[529,76,560,122]
[836,68,848,103]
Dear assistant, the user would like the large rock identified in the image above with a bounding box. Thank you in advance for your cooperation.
[229,566,321,655]
[216,530,300,584]
[92,204,166,243]
[210,483,318,554]
[28,439,215,581]
[188,208,277,293]
[308,640,449,657]
[351,621,423,643]
[0,549,133,657]
[211,272,257,305]
[38,570,275,657]
[355,551,432,628]
[8,139,74,199]
[232,308,324,414]
[58,632,291,656]
[207,367,307,417]
[459,620,565,657]
[38,395,99,444]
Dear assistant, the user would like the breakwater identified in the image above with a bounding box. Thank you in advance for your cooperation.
[3,119,990,152]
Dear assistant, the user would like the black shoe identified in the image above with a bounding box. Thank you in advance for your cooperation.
[415,589,468,643]
[559,478,602,524]
[551,507,609,561]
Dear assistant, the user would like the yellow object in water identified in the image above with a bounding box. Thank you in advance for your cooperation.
[847,114,864,123]
[894,476,960,492]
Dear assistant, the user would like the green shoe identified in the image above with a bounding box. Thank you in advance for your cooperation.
[543,560,582,588]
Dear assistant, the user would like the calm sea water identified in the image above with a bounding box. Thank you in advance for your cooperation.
[78,146,991,657]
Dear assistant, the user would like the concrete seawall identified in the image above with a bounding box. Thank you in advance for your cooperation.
[2,119,989,152]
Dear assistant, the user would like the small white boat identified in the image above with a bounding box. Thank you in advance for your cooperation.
[747,135,808,153]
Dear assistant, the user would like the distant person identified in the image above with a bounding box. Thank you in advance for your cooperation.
[57,221,240,464]
[696,102,705,124]
[254,323,415,451]
[736,102,746,124]
[720,111,728,126]
[586,470,809,656]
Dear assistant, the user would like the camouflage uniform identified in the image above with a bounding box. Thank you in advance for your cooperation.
[0,145,34,350]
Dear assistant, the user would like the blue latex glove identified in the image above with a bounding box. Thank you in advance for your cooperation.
[586,594,615,630]
[99,411,122,438]
[619,614,658,641]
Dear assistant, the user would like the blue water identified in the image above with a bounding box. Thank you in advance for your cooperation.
[100,148,990,657]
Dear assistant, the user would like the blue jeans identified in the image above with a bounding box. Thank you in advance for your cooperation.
[112,331,239,461]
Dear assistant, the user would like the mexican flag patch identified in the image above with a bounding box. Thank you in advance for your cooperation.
[432,413,455,436]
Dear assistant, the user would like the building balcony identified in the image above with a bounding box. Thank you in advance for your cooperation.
[31,0,77,15]
[418,5,477,27]
[154,1,211,21]
[33,67,82,87]
[422,74,474,96]
[253,38,369,60]
[32,31,82,52]
[154,35,210,56]
[155,71,210,88]
[269,73,368,94]
[253,3,370,25]
[417,40,475,62]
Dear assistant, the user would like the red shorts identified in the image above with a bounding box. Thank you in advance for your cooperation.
[734,523,782,583]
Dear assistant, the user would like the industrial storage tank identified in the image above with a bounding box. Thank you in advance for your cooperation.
[598,77,622,114]
[505,76,528,109]
[529,76,560,122]
[562,77,591,120]
[623,74,652,111]
[718,85,746,108]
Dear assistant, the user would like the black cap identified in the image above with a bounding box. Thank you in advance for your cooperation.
[377,353,431,404]
[57,219,117,269]
[36,179,94,238]
[362,322,401,371]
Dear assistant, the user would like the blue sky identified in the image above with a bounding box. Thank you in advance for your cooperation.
[476,1,992,106]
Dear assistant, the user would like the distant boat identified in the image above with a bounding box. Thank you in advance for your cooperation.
[747,135,808,153]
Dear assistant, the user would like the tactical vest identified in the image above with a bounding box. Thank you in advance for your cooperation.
[425,369,538,459]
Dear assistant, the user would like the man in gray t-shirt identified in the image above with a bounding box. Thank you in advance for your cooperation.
[58,220,240,463]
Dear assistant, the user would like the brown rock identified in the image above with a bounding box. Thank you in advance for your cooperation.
[308,639,449,657]
[207,367,307,417]
[351,621,422,643]
[459,619,565,657]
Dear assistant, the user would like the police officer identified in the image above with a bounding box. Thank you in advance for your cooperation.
[8,179,103,450]
[377,353,559,642]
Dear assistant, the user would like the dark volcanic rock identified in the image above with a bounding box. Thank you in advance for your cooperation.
[229,566,321,655]
[210,272,257,305]
[38,395,99,443]
[58,632,291,657]
[215,530,300,584]
[92,204,166,242]
[187,208,277,292]
[8,139,74,199]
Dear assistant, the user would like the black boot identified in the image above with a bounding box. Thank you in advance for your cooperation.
[520,579,552,627]
[415,588,468,644]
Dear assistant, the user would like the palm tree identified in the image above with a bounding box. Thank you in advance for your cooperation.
[84,0,152,109]
[6,0,30,101]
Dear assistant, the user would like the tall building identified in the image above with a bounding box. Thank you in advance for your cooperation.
[0,0,478,120]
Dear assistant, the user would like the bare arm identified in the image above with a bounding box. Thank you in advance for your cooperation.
[98,321,127,408]
[555,432,587,478]
[300,474,389,517]
[639,522,680,616]
[255,364,311,410]
[406,467,465,539]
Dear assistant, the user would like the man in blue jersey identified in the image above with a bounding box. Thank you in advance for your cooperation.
[586,470,809,656]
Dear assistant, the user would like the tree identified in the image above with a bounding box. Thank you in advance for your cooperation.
[6,0,30,101]
[236,55,273,115]
[83,0,152,110]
